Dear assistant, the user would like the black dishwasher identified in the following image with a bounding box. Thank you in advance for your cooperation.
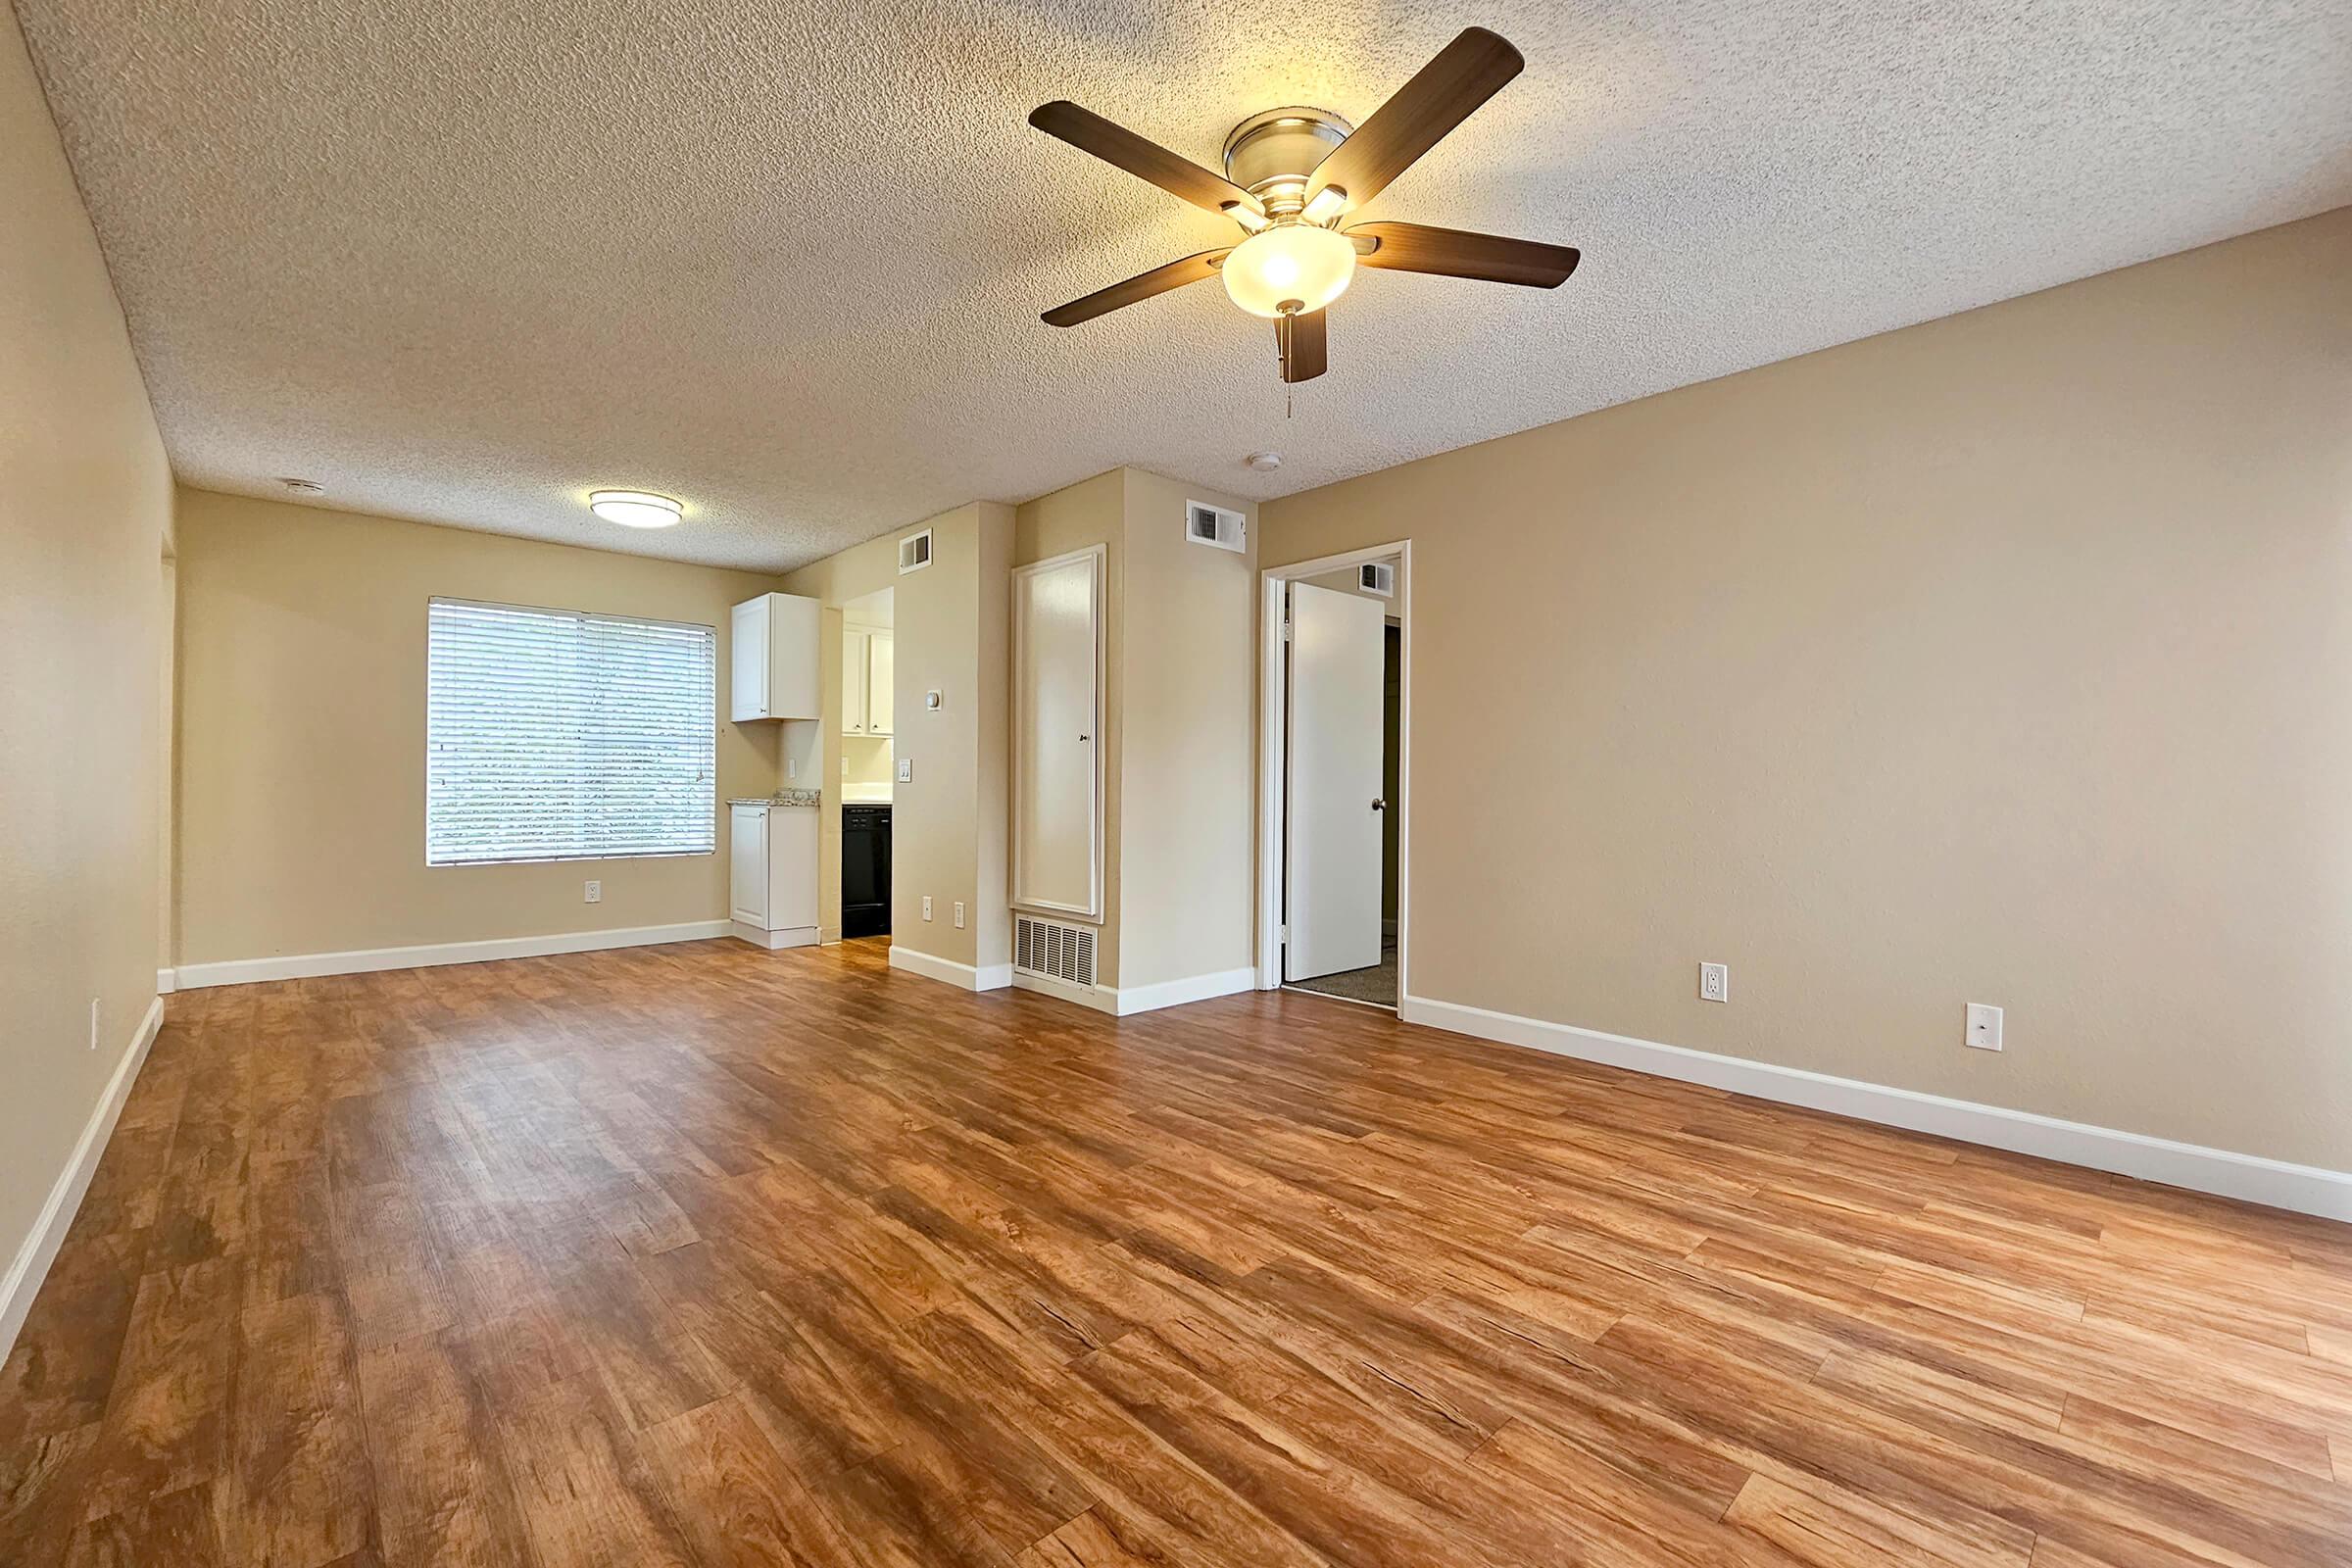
[842,805,891,938]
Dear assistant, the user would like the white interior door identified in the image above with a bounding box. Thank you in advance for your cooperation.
[1285,582,1385,981]
[1012,549,1102,917]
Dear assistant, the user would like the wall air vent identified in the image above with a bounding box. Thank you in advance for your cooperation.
[1015,914,1097,988]
[898,528,933,573]
[1358,561,1396,598]
[1185,500,1246,554]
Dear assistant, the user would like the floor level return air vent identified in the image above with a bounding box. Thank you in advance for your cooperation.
[1015,914,1097,988]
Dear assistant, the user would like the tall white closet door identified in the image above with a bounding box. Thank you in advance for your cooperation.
[1012,548,1103,918]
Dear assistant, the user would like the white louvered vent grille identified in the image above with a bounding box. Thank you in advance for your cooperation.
[898,528,933,572]
[1015,914,1097,987]
[426,598,715,866]
[1185,500,1245,553]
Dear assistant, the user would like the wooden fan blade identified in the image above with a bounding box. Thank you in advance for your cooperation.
[1278,309,1327,383]
[1042,249,1231,327]
[1029,101,1263,219]
[1306,28,1522,211]
[1348,221,1580,287]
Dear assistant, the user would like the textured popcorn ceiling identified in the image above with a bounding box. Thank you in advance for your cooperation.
[18,1,2352,571]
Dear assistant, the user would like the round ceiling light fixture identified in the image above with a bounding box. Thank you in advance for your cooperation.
[1220,223,1355,319]
[589,490,683,529]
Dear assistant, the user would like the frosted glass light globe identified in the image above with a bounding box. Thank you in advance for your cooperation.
[1222,224,1354,318]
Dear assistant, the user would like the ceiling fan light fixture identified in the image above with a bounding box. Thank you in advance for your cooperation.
[1221,224,1354,319]
[588,489,684,529]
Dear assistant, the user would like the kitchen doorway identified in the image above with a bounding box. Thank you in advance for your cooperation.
[1256,544,1409,1010]
[839,587,894,939]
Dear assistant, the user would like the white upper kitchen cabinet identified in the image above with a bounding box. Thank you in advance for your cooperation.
[865,632,894,735]
[730,593,820,721]
[841,626,894,736]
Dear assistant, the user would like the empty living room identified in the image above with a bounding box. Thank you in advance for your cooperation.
[7,3,2352,1565]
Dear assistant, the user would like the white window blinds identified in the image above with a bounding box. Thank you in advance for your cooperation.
[426,598,716,866]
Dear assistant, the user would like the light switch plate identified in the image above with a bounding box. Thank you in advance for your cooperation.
[953,902,965,928]
[921,896,933,921]
[897,758,912,782]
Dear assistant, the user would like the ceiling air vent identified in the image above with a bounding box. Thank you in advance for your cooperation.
[1185,500,1245,554]
[1015,914,1097,988]
[1358,561,1396,598]
[898,528,933,573]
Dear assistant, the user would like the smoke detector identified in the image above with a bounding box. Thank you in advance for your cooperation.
[277,476,322,493]
[1244,451,1282,472]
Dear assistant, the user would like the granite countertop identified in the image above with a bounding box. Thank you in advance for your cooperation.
[728,789,822,808]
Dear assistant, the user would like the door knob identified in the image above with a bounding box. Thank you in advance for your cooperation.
[1371,798,1387,811]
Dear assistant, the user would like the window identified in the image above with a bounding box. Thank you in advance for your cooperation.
[426,598,716,866]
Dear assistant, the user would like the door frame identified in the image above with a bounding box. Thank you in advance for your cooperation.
[1255,540,1411,997]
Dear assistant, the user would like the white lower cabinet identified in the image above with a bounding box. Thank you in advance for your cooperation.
[729,802,818,949]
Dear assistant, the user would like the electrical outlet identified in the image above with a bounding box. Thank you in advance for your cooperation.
[897,758,912,783]
[584,879,601,904]
[1966,1002,2003,1052]
[922,896,933,921]
[1698,962,1729,1003]
[88,998,100,1052]
[953,902,965,929]
[786,757,797,779]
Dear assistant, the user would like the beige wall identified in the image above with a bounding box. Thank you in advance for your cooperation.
[174,490,783,963]
[1263,208,2352,1170]
[0,5,172,1304]
[842,735,895,790]
[1114,468,1259,990]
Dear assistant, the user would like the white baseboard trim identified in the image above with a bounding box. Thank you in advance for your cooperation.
[731,922,817,951]
[2,995,166,1360]
[156,966,176,995]
[1400,994,2352,1223]
[1012,969,1114,1012]
[172,920,734,989]
[1007,965,1258,1017]
[1111,966,1259,1017]
[888,945,1011,992]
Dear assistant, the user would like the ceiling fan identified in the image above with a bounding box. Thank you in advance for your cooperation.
[1029,27,1581,385]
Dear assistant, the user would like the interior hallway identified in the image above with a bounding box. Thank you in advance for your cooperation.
[3,941,2348,1566]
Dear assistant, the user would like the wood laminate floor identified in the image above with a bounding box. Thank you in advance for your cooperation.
[4,938,2351,1567]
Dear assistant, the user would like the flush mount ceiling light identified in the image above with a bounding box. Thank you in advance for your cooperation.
[588,490,683,528]
[1028,27,1582,386]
